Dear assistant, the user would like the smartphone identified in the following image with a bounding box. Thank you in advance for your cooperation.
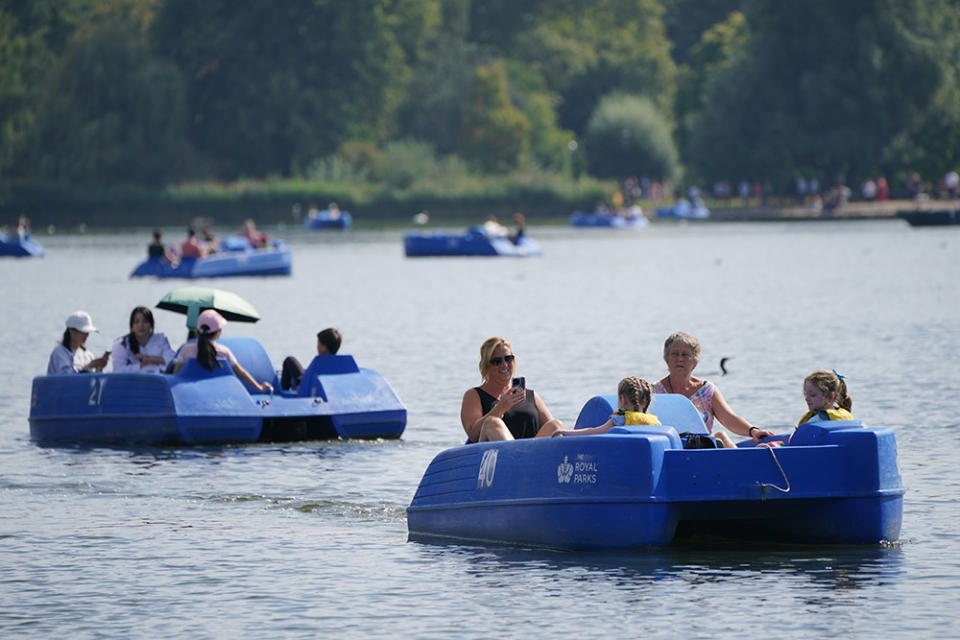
[511,376,525,390]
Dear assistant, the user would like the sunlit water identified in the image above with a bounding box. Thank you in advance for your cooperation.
[1,220,958,638]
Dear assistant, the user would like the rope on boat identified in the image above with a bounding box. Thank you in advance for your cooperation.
[756,445,791,500]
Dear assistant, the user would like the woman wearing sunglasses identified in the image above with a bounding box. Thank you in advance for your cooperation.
[461,336,564,442]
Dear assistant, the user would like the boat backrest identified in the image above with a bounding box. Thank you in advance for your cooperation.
[575,393,708,435]
[649,394,708,435]
[218,337,280,391]
[297,355,360,398]
[175,357,235,380]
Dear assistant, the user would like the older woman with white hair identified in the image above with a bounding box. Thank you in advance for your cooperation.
[460,336,564,443]
[655,331,773,445]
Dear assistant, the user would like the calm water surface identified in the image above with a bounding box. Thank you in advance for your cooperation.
[1,220,958,638]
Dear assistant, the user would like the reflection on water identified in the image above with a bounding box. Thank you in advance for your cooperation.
[411,536,904,592]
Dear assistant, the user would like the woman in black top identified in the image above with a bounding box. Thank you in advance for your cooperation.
[460,337,564,442]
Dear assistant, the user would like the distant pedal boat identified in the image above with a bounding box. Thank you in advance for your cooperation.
[131,236,292,278]
[570,209,649,229]
[303,209,352,230]
[404,226,541,257]
[407,394,903,549]
[0,231,44,257]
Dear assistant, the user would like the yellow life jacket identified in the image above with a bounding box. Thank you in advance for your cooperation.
[617,410,660,426]
[796,407,854,428]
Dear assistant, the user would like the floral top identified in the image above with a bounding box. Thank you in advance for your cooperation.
[653,380,717,432]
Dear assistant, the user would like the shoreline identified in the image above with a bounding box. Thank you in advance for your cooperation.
[705,198,939,222]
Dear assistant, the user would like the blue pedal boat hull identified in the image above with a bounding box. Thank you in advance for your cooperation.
[570,212,649,229]
[0,232,44,257]
[303,210,352,230]
[130,239,292,278]
[29,338,405,446]
[404,228,541,257]
[407,394,903,549]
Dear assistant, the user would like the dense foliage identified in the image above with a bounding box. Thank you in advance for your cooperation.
[3,0,960,198]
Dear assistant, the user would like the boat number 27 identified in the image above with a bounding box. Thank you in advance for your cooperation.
[88,377,106,406]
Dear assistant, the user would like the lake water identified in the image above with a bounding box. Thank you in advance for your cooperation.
[1,220,958,638]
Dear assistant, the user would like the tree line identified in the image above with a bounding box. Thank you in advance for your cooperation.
[2,0,959,199]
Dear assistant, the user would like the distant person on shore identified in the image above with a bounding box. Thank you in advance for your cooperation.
[47,311,110,374]
[279,327,342,391]
[876,176,889,201]
[180,228,207,259]
[945,171,959,199]
[906,172,922,200]
[111,306,175,374]
[148,228,177,263]
[552,376,660,437]
[241,219,268,248]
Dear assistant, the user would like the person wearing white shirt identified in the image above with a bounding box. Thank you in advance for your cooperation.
[111,306,175,373]
[46,310,109,374]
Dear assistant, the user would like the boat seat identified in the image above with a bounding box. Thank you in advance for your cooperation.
[297,355,361,398]
[218,337,280,392]
[574,393,708,435]
[648,394,708,435]
[174,357,235,380]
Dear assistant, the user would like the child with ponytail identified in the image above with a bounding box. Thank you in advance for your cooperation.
[553,376,659,437]
[798,369,853,426]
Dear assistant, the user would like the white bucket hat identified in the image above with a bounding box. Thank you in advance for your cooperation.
[65,310,99,333]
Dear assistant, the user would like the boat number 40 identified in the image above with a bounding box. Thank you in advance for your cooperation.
[88,377,106,406]
[477,449,498,488]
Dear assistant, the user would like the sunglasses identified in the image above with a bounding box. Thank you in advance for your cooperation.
[489,355,516,366]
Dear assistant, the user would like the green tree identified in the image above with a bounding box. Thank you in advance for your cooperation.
[510,0,676,137]
[27,10,186,185]
[151,0,418,179]
[460,61,530,172]
[0,0,92,177]
[661,0,743,66]
[686,0,948,185]
[673,10,746,180]
[584,93,678,180]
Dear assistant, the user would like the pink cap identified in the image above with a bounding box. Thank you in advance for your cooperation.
[196,309,227,334]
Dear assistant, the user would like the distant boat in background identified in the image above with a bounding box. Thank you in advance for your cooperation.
[303,205,352,230]
[131,236,292,278]
[0,231,44,257]
[404,226,541,257]
[656,198,710,220]
[897,208,960,226]
[570,206,649,229]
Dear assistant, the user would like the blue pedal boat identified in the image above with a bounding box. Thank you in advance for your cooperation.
[303,209,352,230]
[404,227,541,257]
[407,394,903,549]
[130,236,292,278]
[0,231,44,257]
[29,338,405,446]
[655,198,710,220]
[570,210,649,229]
